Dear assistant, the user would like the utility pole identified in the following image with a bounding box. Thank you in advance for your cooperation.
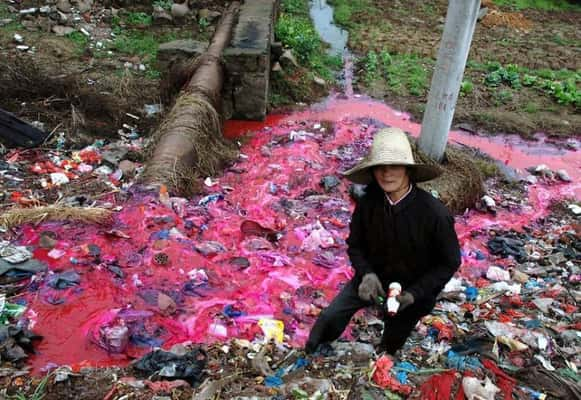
[418,0,481,162]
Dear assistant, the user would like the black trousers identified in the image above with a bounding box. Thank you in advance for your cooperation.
[305,278,434,354]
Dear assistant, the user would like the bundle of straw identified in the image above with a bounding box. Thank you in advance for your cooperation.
[0,206,112,229]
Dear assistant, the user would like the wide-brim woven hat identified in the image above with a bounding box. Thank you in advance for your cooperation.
[343,127,442,184]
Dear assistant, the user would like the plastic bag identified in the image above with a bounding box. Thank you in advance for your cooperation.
[462,376,500,400]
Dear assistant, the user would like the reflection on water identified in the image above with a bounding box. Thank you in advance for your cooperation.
[309,0,348,56]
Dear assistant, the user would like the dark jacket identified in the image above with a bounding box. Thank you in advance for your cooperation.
[346,182,461,305]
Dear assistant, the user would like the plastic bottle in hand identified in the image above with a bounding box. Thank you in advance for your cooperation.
[386,282,402,316]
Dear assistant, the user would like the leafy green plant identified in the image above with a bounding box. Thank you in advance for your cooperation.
[67,31,89,54]
[494,89,514,105]
[281,0,307,15]
[363,50,379,84]
[460,80,474,96]
[484,63,521,88]
[523,101,539,113]
[198,17,210,31]
[492,0,581,11]
[125,12,152,26]
[8,372,52,400]
[153,0,172,11]
[275,13,319,63]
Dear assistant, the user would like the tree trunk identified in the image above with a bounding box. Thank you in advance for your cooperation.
[140,2,241,196]
[418,0,481,162]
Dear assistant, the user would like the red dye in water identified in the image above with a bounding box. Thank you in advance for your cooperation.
[22,95,579,372]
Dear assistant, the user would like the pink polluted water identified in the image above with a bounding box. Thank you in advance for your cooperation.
[22,90,579,373]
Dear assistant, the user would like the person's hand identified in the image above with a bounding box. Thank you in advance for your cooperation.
[358,273,385,303]
[396,291,414,311]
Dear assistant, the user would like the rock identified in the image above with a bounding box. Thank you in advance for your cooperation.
[52,25,74,36]
[153,6,173,25]
[171,2,190,19]
[271,61,282,72]
[13,34,24,44]
[56,0,72,13]
[157,293,177,315]
[556,169,571,182]
[279,49,298,69]
[76,0,93,14]
[313,76,326,86]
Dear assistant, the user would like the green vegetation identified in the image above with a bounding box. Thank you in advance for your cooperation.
[124,12,152,27]
[8,372,52,400]
[67,31,89,54]
[492,0,581,10]
[275,14,320,64]
[153,0,172,10]
[460,80,474,96]
[362,50,432,96]
[275,0,340,80]
[482,61,580,107]
[523,101,539,113]
[329,0,376,29]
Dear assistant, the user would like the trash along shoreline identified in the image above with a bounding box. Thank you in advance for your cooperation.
[1,96,580,399]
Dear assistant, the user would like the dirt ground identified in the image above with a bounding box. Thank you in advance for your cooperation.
[346,0,580,138]
[0,1,228,148]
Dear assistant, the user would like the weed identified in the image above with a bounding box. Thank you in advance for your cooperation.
[8,371,52,400]
[328,0,376,28]
[460,80,474,96]
[363,50,379,84]
[198,17,210,32]
[380,51,431,96]
[484,63,521,88]
[492,0,581,10]
[153,0,172,11]
[125,12,152,26]
[67,31,89,53]
[494,89,514,105]
[281,0,308,15]
[275,13,319,63]
[523,101,539,113]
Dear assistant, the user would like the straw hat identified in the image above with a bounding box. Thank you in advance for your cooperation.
[343,128,442,184]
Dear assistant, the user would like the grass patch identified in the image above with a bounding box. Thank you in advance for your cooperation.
[492,0,581,10]
[270,0,341,107]
[329,0,376,28]
[361,50,433,96]
[125,12,153,27]
[67,31,89,54]
[112,29,192,79]
[275,0,340,76]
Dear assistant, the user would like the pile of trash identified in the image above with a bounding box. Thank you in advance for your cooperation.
[0,99,580,398]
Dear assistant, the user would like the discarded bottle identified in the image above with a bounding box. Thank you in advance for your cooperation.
[386,282,402,316]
